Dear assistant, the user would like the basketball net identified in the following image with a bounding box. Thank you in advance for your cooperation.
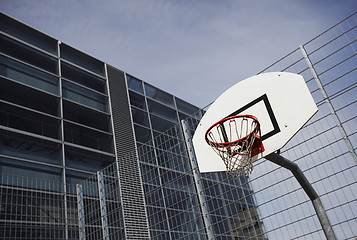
[205,115,264,179]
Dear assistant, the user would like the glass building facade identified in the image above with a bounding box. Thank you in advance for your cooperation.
[1,11,356,240]
[0,12,265,239]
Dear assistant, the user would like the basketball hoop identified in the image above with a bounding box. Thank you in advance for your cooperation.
[205,115,264,178]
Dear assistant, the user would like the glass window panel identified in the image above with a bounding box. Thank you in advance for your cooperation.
[61,62,106,93]
[137,144,157,165]
[64,122,114,153]
[0,55,58,94]
[63,100,111,132]
[126,75,144,94]
[0,102,60,139]
[0,129,62,165]
[176,98,200,115]
[140,165,161,186]
[147,99,178,123]
[62,80,108,112]
[65,170,93,194]
[144,83,175,107]
[0,77,60,116]
[147,206,169,230]
[179,112,189,122]
[65,145,115,172]
[0,35,58,74]
[134,124,152,144]
[131,107,150,127]
[0,157,62,191]
[0,14,58,55]
[60,44,104,76]
[150,114,176,133]
[129,90,146,110]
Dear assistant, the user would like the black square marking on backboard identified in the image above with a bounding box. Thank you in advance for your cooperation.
[227,94,280,141]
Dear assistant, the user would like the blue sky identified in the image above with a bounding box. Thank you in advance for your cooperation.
[1,0,356,107]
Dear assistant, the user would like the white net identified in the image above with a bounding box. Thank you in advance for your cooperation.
[205,115,262,178]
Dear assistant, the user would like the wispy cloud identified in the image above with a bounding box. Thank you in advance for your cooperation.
[1,0,355,107]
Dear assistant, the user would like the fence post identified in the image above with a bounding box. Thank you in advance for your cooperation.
[97,171,109,240]
[300,45,357,165]
[181,120,216,240]
[76,184,86,240]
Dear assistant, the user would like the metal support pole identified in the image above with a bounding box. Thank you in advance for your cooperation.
[300,45,357,165]
[181,120,216,240]
[76,184,86,240]
[265,153,336,240]
[97,171,109,240]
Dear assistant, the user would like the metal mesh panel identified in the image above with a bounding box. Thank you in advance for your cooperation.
[253,12,357,240]
[0,174,78,240]
[0,11,356,240]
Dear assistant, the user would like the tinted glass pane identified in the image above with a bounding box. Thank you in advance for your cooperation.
[62,80,108,112]
[0,14,58,54]
[0,157,62,191]
[0,55,58,94]
[126,75,144,94]
[131,107,150,127]
[147,100,178,123]
[0,102,60,139]
[65,145,115,172]
[150,114,176,132]
[61,62,106,93]
[144,83,174,107]
[60,44,104,76]
[63,100,111,132]
[0,77,59,116]
[0,35,58,74]
[143,184,165,207]
[137,144,156,164]
[64,122,114,153]
[0,129,62,165]
[134,124,152,144]
[129,90,146,110]
[176,98,199,115]
[65,170,93,194]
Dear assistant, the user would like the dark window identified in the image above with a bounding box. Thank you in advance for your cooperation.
[126,75,144,94]
[0,129,62,166]
[129,90,146,110]
[0,77,59,116]
[0,157,62,191]
[0,14,58,54]
[134,124,152,144]
[62,80,108,112]
[65,145,115,172]
[63,100,111,132]
[0,102,60,139]
[150,114,176,132]
[60,44,104,76]
[176,98,200,115]
[147,99,178,123]
[0,35,58,74]
[61,62,106,93]
[0,55,58,94]
[64,122,114,153]
[131,107,150,127]
[144,83,174,107]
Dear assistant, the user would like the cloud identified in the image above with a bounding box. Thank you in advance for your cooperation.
[1,0,355,107]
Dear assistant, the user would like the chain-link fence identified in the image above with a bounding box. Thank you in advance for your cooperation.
[1,11,356,240]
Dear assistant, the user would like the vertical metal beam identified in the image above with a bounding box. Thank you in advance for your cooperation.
[265,153,336,240]
[181,120,216,240]
[300,45,357,165]
[76,184,86,240]
[57,40,69,240]
[97,171,109,240]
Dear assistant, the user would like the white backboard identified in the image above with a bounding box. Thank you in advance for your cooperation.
[193,72,318,173]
